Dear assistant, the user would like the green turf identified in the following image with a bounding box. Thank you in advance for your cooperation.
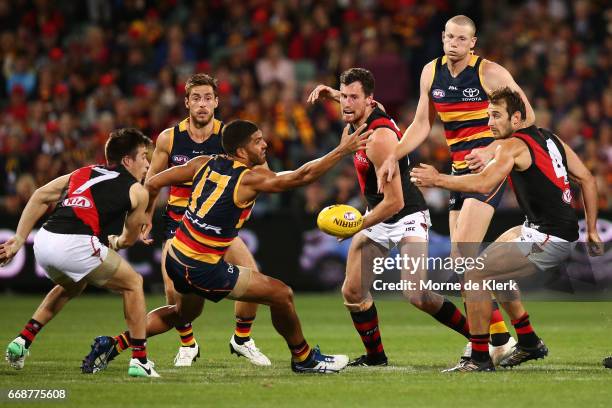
[0,294,611,407]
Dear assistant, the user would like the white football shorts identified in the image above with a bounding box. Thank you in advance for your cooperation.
[34,227,111,284]
[363,210,431,249]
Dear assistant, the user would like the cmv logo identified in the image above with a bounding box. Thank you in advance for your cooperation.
[62,196,92,208]
[172,155,190,165]
[432,89,445,99]
[462,88,480,98]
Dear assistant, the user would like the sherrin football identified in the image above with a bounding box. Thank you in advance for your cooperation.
[317,204,363,238]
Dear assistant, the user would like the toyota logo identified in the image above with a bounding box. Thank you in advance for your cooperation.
[463,88,480,97]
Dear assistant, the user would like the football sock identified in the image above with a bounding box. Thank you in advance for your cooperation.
[108,330,130,360]
[511,313,539,348]
[432,298,470,339]
[130,338,147,364]
[489,301,511,346]
[176,323,196,347]
[350,303,386,360]
[289,340,312,363]
[470,334,490,362]
[19,319,44,348]
[233,315,255,345]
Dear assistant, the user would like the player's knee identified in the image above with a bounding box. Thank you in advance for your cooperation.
[275,283,294,307]
[404,291,429,311]
[341,285,361,306]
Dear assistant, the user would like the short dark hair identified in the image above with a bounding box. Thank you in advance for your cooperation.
[104,128,152,165]
[222,120,259,155]
[185,73,218,97]
[340,68,375,96]
[488,87,526,120]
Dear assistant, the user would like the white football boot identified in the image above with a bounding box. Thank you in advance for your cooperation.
[5,337,28,370]
[229,336,271,366]
[174,342,200,367]
[128,358,160,377]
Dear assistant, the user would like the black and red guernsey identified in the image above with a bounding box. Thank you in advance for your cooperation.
[43,165,138,238]
[510,126,578,242]
[352,107,427,223]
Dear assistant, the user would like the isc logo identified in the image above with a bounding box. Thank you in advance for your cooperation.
[62,196,92,208]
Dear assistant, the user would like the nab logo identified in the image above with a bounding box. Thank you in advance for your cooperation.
[462,88,480,98]
[432,89,445,99]
[448,85,458,91]
[62,196,92,208]
[172,155,189,165]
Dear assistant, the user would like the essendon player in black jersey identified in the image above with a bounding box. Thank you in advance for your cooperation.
[310,68,477,367]
[139,73,267,367]
[411,87,603,372]
[1,129,160,377]
[88,120,369,374]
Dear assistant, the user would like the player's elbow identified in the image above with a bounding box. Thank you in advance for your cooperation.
[575,171,595,188]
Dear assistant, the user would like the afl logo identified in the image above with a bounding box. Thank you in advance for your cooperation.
[463,88,480,98]
[432,89,445,99]
[343,211,356,221]
[562,189,572,204]
[172,155,189,165]
[62,196,92,208]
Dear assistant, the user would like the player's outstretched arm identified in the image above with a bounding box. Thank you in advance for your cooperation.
[238,124,370,202]
[561,139,603,255]
[411,143,515,193]
[0,174,70,265]
[377,62,437,188]
[144,155,211,214]
[482,61,535,127]
[361,129,405,230]
[108,183,149,250]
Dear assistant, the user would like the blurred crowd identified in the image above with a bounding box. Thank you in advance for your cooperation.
[0,0,610,218]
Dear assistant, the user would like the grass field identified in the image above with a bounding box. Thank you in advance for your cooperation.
[1,294,611,407]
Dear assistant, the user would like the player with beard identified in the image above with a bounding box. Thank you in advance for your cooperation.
[310,68,476,367]
[86,74,269,368]
[411,87,603,371]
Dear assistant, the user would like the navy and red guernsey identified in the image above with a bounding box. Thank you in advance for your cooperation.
[510,126,578,242]
[43,164,138,238]
[352,107,427,223]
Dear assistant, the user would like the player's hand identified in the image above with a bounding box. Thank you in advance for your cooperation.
[0,235,25,266]
[139,221,154,245]
[586,231,604,257]
[465,147,494,173]
[307,84,340,104]
[108,235,121,251]
[376,155,397,193]
[410,163,439,187]
[337,124,371,155]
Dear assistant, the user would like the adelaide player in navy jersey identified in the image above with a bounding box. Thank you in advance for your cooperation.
[1,129,160,377]
[310,68,479,367]
[138,73,268,367]
[411,87,603,371]
[88,119,370,374]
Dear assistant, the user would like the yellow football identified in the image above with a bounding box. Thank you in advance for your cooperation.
[317,204,363,238]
